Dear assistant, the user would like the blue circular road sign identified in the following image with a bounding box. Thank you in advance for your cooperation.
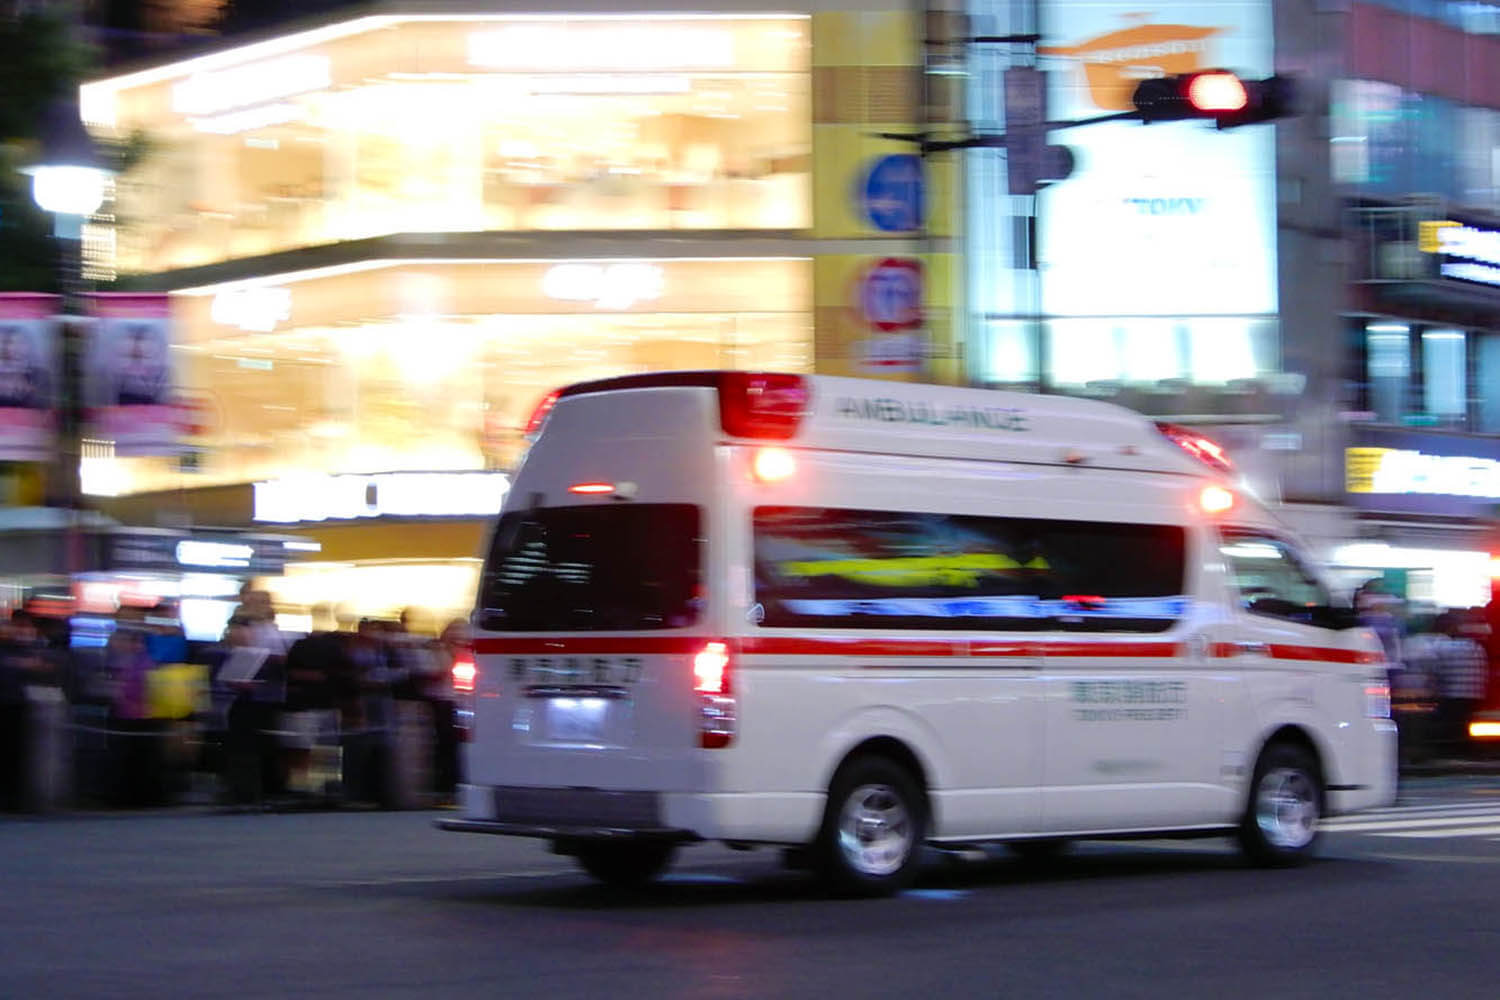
[859,154,925,233]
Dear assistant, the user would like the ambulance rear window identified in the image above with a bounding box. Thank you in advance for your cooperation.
[477,504,703,632]
[752,507,1187,632]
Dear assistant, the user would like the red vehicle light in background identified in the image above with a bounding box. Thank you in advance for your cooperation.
[568,482,615,495]
[525,389,561,436]
[452,653,477,694]
[1157,422,1235,476]
[718,372,809,440]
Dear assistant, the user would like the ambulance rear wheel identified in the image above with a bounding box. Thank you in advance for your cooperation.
[816,755,926,897]
[573,841,676,889]
[1238,741,1323,867]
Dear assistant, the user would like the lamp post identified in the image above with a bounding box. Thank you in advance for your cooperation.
[18,95,112,578]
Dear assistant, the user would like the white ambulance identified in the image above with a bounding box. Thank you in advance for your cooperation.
[441,371,1398,895]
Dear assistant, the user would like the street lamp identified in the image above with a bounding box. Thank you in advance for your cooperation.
[20,97,109,237]
[16,95,113,576]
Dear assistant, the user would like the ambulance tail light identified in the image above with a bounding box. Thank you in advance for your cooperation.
[694,640,735,748]
[1157,422,1235,476]
[717,372,809,440]
[452,652,477,694]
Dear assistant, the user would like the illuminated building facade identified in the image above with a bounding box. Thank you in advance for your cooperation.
[81,0,960,623]
[965,0,1500,609]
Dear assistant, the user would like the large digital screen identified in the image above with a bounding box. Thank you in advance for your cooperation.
[1037,0,1277,318]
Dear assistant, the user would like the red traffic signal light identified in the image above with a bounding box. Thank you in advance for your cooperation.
[1132,71,1295,128]
[1187,72,1248,113]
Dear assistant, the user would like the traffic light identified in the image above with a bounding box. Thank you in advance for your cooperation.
[1131,71,1296,128]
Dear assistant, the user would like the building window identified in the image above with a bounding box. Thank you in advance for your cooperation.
[1458,107,1500,214]
[1479,335,1500,431]
[1365,321,1411,424]
[1421,327,1467,423]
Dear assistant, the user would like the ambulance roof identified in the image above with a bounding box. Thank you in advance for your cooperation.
[552,371,1222,479]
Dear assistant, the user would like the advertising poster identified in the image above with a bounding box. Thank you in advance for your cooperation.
[84,293,186,455]
[0,293,60,462]
[1036,1,1278,318]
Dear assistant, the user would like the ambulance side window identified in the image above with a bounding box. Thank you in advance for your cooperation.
[1219,529,1343,629]
[753,506,1187,633]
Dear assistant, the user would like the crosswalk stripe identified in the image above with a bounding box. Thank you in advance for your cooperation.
[1326,815,1500,833]
[1384,824,1500,839]
[1352,802,1500,816]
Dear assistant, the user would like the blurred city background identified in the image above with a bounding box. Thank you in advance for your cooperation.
[3,0,1500,813]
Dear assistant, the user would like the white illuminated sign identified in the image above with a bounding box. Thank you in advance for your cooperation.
[468,26,735,71]
[1424,221,1500,287]
[1035,3,1277,318]
[211,286,292,332]
[253,471,510,523]
[176,540,255,568]
[1348,447,1500,499]
[542,263,664,310]
[171,54,331,116]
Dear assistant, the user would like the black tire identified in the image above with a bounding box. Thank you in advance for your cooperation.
[815,755,926,897]
[1238,741,1324,868]
[573,841,677,889]
[1005,838,1071,863]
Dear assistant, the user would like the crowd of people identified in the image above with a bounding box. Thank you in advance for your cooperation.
[0,587,470,813]
[1356,581,1492,764]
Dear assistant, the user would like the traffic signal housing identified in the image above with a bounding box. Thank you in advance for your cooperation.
[1132,71,1296,128]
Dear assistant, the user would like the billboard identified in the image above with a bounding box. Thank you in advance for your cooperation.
[83,293,186,456]
[0,294,59,462]
[1036,3,1278,318]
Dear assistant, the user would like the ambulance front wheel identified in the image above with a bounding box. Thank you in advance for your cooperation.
[815,754,927,897]
[572,840,677,889]
[1238,741,1324,867]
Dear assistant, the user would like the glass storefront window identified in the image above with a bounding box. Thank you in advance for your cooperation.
[1458,107,1500,214]
[1480,335,1500,432]
[1366,322,1411,424]
[85,17,813,274]
[979,320,1038,388]
[88,257,813,496]
[1046,316,1273,391]
[1422,328,1467,423]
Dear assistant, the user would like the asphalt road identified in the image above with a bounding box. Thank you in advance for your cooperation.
[5,777,1500,999]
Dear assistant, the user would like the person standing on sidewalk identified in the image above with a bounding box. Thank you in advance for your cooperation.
[1433,610,1488,759]
[0,612,47,811]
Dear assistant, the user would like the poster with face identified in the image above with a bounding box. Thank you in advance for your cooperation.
[0,294,59,461]
[84,293,186,456]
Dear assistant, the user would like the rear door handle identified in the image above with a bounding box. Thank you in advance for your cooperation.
[1235,641,1269,656]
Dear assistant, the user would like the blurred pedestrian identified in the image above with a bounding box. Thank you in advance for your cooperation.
[106,623,163,807]
[1434,610,1488,758]
[0,611,48,811]
[215,614,278,806]
[427,618,470,801]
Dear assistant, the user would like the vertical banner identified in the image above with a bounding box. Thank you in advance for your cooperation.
[0,293,60,462]
[84,293,185,455]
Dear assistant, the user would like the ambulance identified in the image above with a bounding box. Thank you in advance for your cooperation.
[440,371,1398,895]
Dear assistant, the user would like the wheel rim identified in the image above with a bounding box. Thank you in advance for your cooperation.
[837,782,914,877]
[1254,766,1319,850]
